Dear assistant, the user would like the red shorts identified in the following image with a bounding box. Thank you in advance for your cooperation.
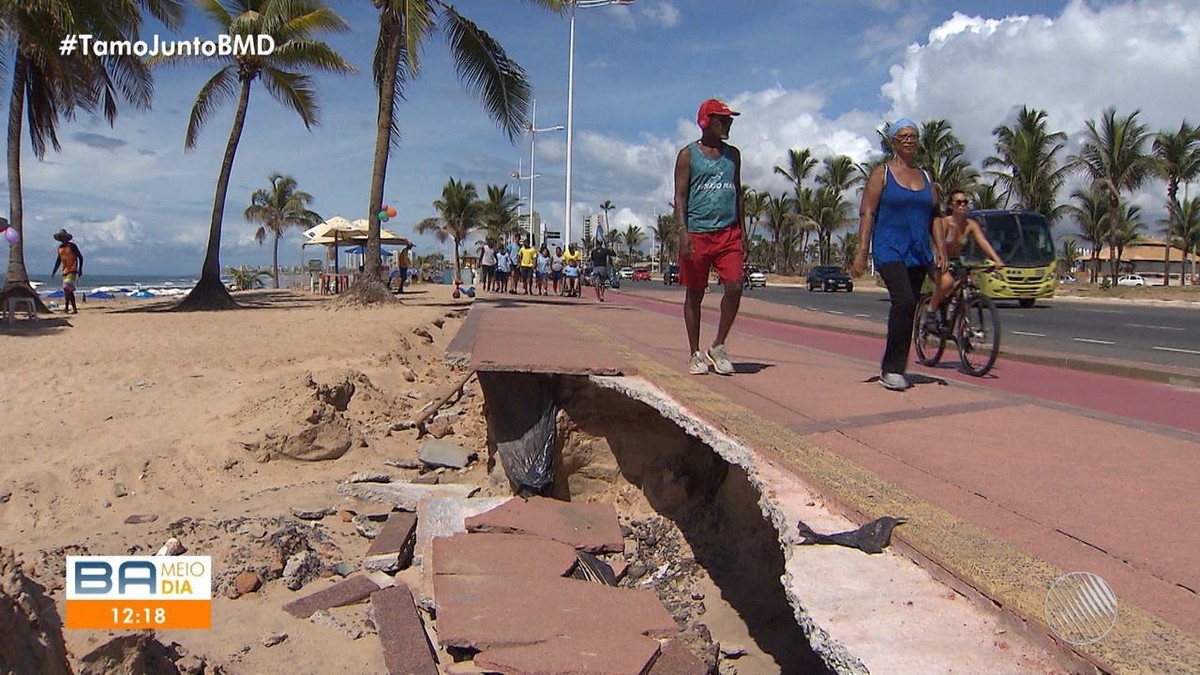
[680,225,744,291]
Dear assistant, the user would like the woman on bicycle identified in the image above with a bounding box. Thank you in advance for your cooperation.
[923,189,1005,331]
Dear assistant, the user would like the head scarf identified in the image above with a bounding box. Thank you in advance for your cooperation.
[888,118,919,139]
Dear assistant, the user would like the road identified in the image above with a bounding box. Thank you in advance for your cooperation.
[711,283,1200,369]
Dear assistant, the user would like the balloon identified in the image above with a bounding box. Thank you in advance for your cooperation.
[386,206,397,218]
[377,211,388,221]
[3,227,17,244]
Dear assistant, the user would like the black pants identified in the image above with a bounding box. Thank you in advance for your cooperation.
[877,261,928,376]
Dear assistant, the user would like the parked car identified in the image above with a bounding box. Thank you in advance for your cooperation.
[632,267,651,281]
[743,265,767,288]
[663,263,681,285]
[618,266,635,279]
[1116,274,1146,287]
[806,265,854,292]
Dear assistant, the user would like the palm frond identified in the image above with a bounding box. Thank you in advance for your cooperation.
[439,8,530,142]
[185,66,239,149]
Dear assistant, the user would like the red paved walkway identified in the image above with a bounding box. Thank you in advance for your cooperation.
[447,285,1200,671]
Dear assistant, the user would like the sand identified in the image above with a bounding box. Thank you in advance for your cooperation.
[0,287,488,673]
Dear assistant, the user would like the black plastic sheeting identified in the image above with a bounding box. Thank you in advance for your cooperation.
[795,516,906,554]
[478,371,558,497]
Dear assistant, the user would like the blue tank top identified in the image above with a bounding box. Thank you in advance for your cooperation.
[686,142,738,233]
[872,166,935,267]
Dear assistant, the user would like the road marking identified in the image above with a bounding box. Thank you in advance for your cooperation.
[1073,337,1115,345]
[854,313,871,318]
[1076,308,1123,314]
[1124,323,1185,331]
[1012,331,1045,337]
[1152,346,1200,356]
[827,310,844,315]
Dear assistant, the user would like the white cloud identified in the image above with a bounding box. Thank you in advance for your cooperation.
[639,1,681,28]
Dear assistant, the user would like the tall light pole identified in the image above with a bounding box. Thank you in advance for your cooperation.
[564,0,633,246]
[526,98,564,247]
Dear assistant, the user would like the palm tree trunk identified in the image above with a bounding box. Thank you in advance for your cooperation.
[272,233,281,289]
[1165,182,1178,286]
[364,14,402,286]
[1108,196,1120,286]
[176,78,253,311]
[453,239,461,283]
[2,49,47,310]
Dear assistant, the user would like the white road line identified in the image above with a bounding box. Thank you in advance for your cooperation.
[854,313,871,318]
[1124,323,1185,331]
[1077,308,1123,314]
[827,310,844,315]
[1073,337,1115,345]
[1152,346,1200,356]
[1011,331,1045,337]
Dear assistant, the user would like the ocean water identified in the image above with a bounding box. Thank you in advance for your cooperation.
[27,274,201,298]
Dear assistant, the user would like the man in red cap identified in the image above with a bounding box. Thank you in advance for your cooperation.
[673,98,744,375]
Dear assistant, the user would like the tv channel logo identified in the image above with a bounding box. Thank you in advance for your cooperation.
[66,556,212,629]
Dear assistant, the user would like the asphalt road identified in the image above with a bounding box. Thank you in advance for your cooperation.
[653,281,1200,369]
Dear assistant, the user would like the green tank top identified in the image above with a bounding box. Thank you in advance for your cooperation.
[686,142,738,233]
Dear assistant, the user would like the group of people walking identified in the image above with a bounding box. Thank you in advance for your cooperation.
[476,237,619,303]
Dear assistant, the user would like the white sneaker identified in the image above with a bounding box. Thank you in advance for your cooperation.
[706,344,734,375]
[689,351,709,375]
[879,373,910,391]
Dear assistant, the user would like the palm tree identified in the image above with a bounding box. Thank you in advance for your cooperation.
[1065,187,1110,283]
[158,0,353,310]
[916,119,978,196]
[3,0,186,301]
[813,155,860,264]
[1110,203,1144,275]
[480,184,520,243]
[622,224,644,259]
[416,177,481,282]
[762,193,796,273]
[1069,107,1156,286]
[1175,197,1200,285]
[1152,121,1200,285]
[1057,236,1080,280]
[972,181,1006,210]
[650,211,677,271]
[985,106,1069,220]
[362,0,563,291]
[742,186,768,244]
[774,148,818,195]
[245,173,321,288]
[600,199,615,236]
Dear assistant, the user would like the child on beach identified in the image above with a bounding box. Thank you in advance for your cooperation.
[51,228,83,314]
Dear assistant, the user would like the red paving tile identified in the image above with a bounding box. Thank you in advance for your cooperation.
[465,496,624,553]
[451,293,1200,642]
[432,532,579,577]
[473,634,662,675]
[281,575,380,618]
[433,574,678,650]
[372,584,438,675]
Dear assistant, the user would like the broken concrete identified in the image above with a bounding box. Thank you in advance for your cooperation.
[433,574,678,651]
[432,533,579,577]
[418,438,472,469]
[282,575,381,618]
[465,496,623,553]
[474,634,662,675]
[365,511,418,567]
[337,481,479,510]
[372,584,438,675]
[415,496,512,609]
[648,639,710,674]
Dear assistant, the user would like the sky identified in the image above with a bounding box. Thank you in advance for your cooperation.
[5,0,1200,275]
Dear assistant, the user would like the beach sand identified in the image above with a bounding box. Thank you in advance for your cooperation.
[1,287,489,673]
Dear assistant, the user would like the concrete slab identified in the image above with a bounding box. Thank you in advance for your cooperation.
[338,481,478,509]
[366,511,418,567]
[465,496,624,553]
[415,496,512,609]
[474,634,662,675]
[372,584,438,675]
[432,532,579,577]
[647,639,708,675]
[433,574,678,650]
[281,575,381,618]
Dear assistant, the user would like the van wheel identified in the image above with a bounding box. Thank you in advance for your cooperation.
[1018,298,1035,308]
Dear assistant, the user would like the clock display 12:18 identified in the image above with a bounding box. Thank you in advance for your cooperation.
[113,606,167,625]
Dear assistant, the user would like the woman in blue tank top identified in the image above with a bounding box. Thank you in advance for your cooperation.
[850,119,947,391]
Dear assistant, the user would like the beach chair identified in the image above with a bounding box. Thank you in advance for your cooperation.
[3,296,37,324]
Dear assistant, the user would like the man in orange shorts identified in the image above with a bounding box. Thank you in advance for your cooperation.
[51,228,84,314]
[673,98,744,375]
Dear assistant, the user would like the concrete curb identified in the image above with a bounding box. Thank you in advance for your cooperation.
[622,288,1200,390]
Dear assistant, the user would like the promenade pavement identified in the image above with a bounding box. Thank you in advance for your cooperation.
[446,283,1200,674]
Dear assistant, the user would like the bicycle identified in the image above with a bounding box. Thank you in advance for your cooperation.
[913,260,1002,377]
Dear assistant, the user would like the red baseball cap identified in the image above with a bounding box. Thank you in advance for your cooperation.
[697,98,740,126]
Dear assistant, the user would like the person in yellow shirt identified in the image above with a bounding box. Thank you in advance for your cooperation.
[517,238,538,295]
[561,243,582,297]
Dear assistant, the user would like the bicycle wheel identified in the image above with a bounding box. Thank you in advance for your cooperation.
[956,293,1001,376]
[913,295,946,366]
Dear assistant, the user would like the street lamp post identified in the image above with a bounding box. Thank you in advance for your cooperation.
[526,98,564,247]
[564,0,633,246]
